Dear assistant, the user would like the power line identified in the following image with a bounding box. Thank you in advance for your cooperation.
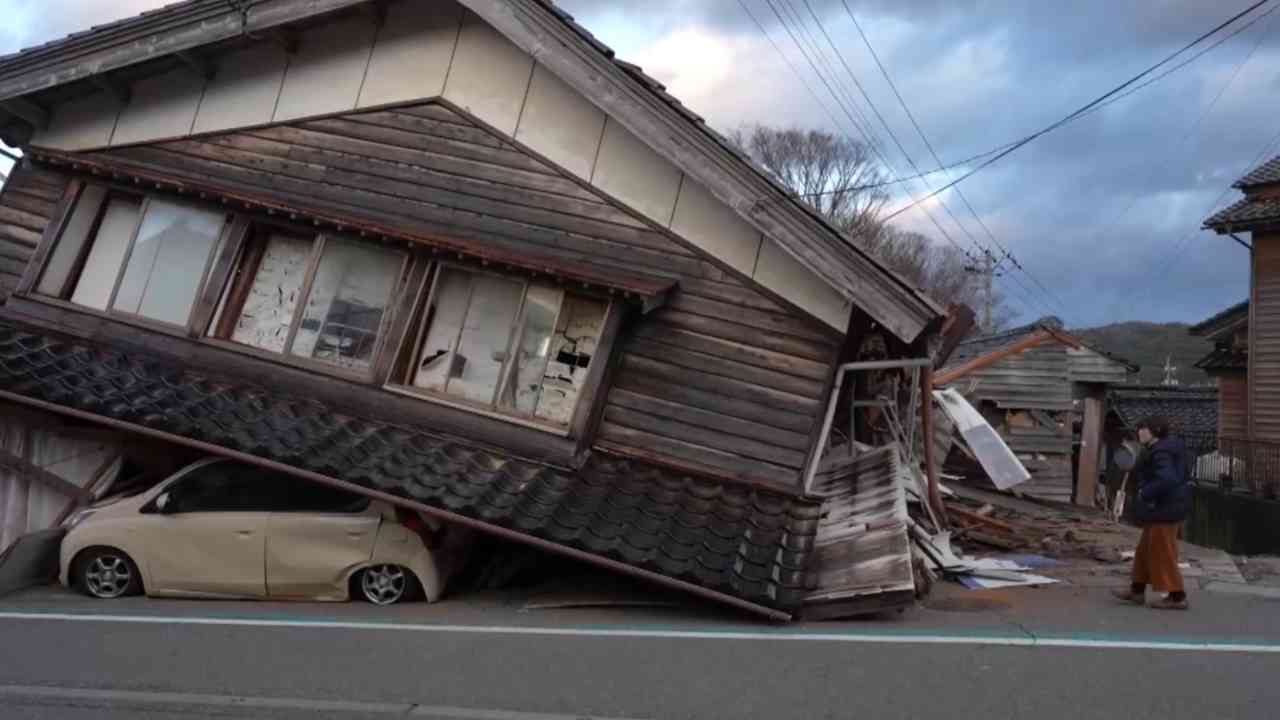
[1096,0,1276,298]
[880,0,1274,222]
[793,0,1278,204]
[833,0,1068,318]
[748,0,1060,319]
[758,0,987,269]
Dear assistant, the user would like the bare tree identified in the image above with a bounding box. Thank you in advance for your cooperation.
[731,125,888,239]
[733,124,1013,332]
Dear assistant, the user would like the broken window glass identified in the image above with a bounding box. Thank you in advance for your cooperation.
[227,233,313,354]
[446,274,523,405]
[534,295,607,426]
[404,265,609,429]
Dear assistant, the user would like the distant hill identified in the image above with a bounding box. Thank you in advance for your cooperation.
[1074,321,1213,386]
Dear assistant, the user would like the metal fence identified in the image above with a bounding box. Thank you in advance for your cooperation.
[1187,434,1280,499]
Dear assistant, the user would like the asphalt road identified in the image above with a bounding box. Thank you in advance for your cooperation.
[3,584,1280,720]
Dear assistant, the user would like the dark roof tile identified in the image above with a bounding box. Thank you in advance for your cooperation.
[1108,385,1219,436]
[1204,196,1280,229]
[0,318,822,614]
[1234,156,1280,188]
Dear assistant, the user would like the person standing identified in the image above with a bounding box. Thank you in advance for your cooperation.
[1112,416,1192,610]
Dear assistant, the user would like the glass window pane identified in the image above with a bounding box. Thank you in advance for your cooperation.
[113,199,225,325]
[69,197,140,310]
[497,284,564,417]
[227,233,314,353]
[290,238,402,371]
[412,268,472,392]
[38,185,108,297]
[535,295,608,426]
[446,274,523,405]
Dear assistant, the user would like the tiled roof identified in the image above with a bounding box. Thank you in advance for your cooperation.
[1195,346,1248,372]
[1109,385,1219,436]
[1234,156,1280,189]
[1190,300,1248,337]
[1204,196,1280,230]
[946,316,1135,373]
[947,316,1062,367]
[0,319,822,616]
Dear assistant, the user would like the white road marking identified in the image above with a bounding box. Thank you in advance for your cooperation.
[0,684,647,720]
[0,610,1277,654]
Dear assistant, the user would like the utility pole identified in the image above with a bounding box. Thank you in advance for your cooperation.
[964,252,1001,332]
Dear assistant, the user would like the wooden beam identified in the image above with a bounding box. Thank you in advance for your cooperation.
[0,448,92,501]
[933,303,977,369]
[175,51,216,82]
[920,364,948,527]
[0,0,371,101]
[933,331,1054,386]
[52,452,121,526]
[1074,388,1106,507]
[0,98,48,130]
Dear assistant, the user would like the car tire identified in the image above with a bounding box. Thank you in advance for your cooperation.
[355,564,418,606]
[74,547,143,599]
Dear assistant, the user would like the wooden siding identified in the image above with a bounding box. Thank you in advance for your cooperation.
[958,343,1073,412]
[24,100,838,491]
[1253,234,1280,443]
[1219,374,1248,440]
[1067,346,1131,385]
[23,0,893,335]
[0,166,66,300]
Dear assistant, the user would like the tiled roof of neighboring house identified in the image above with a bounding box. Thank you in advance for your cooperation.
[946,316,1136,372]
[1190,300,1249,337]
[1234,156,1280,189]
[1195,346,1248,372]
[1204,195,1280,230]
[946,316,1064,367]
[0,319,822,617]
[1109,385,1219,436]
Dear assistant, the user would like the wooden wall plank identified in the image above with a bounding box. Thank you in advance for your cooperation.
[34,98,840,492]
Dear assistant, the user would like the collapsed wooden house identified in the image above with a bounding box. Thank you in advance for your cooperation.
[937,317,1135,505]
[0,0,950,619]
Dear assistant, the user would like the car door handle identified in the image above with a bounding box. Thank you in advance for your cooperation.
[235,530,255,537]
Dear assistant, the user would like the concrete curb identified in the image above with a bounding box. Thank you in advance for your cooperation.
[1202,581,1280,599]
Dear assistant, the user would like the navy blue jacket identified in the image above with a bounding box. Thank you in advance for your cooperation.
[1133,437,1192,525]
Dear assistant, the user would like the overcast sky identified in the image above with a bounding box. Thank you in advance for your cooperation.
[3,0,1274,328]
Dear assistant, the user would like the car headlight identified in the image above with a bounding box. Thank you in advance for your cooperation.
[65,508,97,529]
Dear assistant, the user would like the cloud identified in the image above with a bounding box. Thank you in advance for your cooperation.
[1,0,1269,327]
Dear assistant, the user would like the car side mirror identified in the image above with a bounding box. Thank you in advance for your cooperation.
[155,492,173,514]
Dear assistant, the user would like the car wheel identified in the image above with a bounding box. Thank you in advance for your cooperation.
[76,548,142,599]
[357,564,414,606]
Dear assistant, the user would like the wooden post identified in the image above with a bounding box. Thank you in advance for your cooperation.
[1075,387,1106,507]
[920,365,949,527]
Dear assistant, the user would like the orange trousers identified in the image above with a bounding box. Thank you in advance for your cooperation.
[1132,523,1184,594]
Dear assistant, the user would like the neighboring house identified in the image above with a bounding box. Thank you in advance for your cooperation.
[1204,157,1280,447]
[0,0,947,619]
[1108,384,1219,439]
[937,317,1136,505]
[1189,300,1248,440]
